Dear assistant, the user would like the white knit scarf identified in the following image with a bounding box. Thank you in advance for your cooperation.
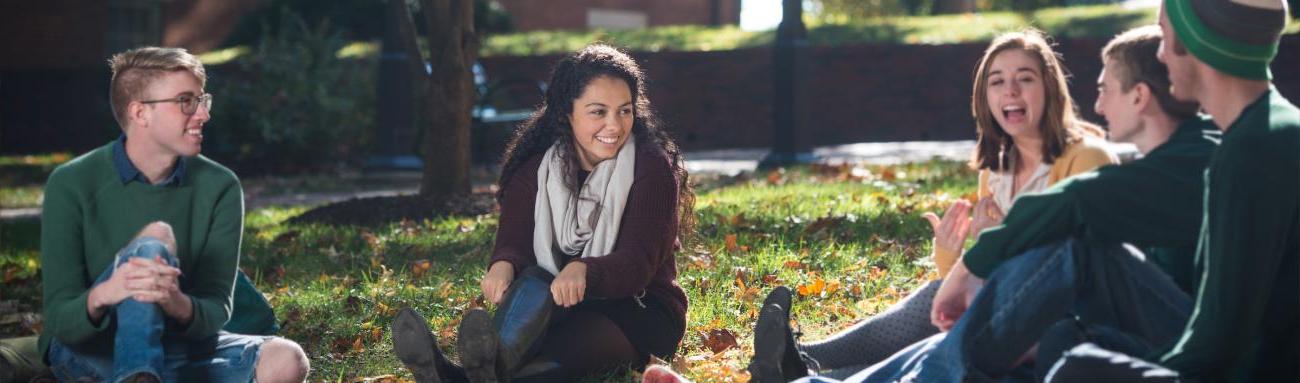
[532,137,637,275]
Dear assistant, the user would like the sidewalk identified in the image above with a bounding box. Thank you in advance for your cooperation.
[0,140,1136,221]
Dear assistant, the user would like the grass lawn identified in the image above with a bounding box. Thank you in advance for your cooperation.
[202,4,1300,64]
[0,159,978,382]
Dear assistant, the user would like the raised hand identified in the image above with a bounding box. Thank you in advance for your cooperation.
[922,199,973,276]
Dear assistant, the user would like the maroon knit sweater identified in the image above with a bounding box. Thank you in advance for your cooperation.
[489,145,688,331]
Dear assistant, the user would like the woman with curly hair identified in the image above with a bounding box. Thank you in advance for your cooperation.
[391,44,695,383]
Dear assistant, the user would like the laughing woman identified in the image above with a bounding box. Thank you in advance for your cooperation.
[391,44,694,383]
[740,29,1118,382]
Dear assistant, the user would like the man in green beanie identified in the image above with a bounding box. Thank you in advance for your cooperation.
[1045,0,1297,381]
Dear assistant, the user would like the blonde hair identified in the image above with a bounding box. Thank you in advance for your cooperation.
[970,29,1102,172]
[108,47,206,129]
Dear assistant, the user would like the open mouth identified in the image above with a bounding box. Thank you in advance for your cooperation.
[185,128,203,140]
[595,135,619,145]
[1002,105,1026,122]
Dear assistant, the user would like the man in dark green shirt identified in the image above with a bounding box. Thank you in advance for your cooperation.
[1044,0,1299,381]
[38,46,309,383]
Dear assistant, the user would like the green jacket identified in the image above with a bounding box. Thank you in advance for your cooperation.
[962,118,1219,294]
[1159,88,1300,382]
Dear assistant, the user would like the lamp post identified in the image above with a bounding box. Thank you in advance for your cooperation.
[366,0,420,170]
[758,0,811,169]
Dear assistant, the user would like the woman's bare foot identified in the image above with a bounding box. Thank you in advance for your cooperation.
[642,364,690,383]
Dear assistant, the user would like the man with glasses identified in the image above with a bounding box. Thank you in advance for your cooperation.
[36,46,310,382]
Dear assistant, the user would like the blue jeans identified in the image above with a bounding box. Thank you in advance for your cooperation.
[808,239,1193,383]
[46,237,267,383]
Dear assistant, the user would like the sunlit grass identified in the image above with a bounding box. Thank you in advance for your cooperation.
[2,160,979,381]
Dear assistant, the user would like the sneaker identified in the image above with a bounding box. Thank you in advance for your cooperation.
[392,308,448,383]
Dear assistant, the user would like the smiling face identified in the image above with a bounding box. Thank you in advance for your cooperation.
[985,49,1047,142]
[1095,62,1145,143]
[133,70,209,157]
[569,75,634,170]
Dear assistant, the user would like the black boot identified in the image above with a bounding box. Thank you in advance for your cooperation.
[393,307,468,383]
[459,309,504,383]
[747,286,813,382]
[460,267,558,382]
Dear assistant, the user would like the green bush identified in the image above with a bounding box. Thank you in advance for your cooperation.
[207,9,375,174]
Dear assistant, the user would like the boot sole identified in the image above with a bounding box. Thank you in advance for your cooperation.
[392,308,445,383]
[458,309,502,383]
[747,304,788,383]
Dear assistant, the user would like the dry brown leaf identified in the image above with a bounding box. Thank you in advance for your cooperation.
[729,213,746,227]
[725,234,739,252]
[411,259,433,278]
[702,328,740,353]
[766,169,784,184]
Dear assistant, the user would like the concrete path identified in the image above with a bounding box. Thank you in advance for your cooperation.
[1,139,1137,221]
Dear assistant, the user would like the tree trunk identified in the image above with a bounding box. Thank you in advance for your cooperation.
[393,0,477,202]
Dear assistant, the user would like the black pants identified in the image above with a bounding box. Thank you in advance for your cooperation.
[512,267,684,382]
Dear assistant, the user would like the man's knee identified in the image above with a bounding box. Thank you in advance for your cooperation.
[256,338,309,383]
[135,221,177,255]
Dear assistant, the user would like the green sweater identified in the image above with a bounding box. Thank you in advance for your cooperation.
[962,119,1219,293]
[1159,89,1299,382]
[39,142,244,359]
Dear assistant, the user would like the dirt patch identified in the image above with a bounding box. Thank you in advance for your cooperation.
[288,193,496,227]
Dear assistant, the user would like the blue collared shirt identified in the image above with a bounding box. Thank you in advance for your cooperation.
[111,135,187,187]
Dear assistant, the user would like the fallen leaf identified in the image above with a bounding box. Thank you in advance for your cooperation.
[796,278,826,297]
[729,213,746,227]
[801,216,844,237]
[411,259,433,278]
[702,328,740,353]
[761,274,780,285]
[826,280,842,294]
[725,234,739,252]
[766,169,784,185]
[879,167,897,182]
[783,260,805,270]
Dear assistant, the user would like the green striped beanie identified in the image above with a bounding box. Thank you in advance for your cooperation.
[1165,0,1288,80]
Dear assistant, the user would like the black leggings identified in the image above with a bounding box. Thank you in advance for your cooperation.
[514,308,642,382]
[511,269,682,382]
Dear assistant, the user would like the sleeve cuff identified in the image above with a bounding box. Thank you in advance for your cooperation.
[572,258,603,291]
[961,250,995,279]
[74,290,113,338]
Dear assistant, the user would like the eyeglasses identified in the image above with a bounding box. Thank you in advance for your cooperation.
[139,93,213,115]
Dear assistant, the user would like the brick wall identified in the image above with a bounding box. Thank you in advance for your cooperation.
[481,35,1300,150]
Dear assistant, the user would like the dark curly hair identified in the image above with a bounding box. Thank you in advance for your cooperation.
[497,44,696,243]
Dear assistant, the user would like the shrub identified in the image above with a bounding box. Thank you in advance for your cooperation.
[207,8,375,174]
